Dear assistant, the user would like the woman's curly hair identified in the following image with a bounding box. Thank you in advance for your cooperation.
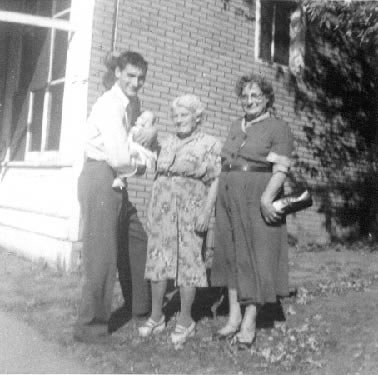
[235,73,275,109]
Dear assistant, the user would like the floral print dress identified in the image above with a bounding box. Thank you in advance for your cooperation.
[145,130,221,287]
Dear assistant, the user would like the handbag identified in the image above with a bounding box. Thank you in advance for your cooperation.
[272,171,313,215]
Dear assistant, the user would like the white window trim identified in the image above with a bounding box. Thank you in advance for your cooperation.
[0,10,77,32]
[58,0,95,165]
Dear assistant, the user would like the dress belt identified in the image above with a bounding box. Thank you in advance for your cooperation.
[221,163,272,173]
[156,171,187,178]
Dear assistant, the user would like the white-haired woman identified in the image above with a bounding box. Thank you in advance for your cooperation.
[139,94,221,344]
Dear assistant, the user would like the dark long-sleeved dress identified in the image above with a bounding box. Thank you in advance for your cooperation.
[211,115,294,304]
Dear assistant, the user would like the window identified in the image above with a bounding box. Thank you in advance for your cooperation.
[22,0,71,157]
[1,0,93,164]
[256,0,297,66]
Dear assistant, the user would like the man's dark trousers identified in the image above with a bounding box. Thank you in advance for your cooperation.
[117,189,150,316]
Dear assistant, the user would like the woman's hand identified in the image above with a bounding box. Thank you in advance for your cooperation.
[195,210,211,232]
[260,169,287,224]
[133,126,158,148]
[260,196,283,224]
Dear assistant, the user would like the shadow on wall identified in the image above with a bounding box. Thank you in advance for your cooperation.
[282,1,378,242]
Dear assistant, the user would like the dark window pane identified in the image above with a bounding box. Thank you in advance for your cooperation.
[273,2,295,65]
[37,0,53,17]
[11,91,28,140]
[0,26,10,112]
[30,90,44,151]
[51,29,68,80]
[19,27,49,91]
[46,84,64,150]
[19,30,34,91]
[55,0,72,14]
[260,1,273,62]
[23,0,52,16]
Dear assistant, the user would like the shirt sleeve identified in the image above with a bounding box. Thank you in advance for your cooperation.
[89,97,133,170]
[266,121,294,172]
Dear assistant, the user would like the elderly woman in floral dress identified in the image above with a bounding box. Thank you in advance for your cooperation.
[138,94,221,345]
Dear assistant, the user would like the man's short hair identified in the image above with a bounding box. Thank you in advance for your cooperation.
[118,51,148,76]
[103,50,148,89]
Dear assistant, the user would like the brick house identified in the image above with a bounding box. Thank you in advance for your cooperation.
[0,0,329,270]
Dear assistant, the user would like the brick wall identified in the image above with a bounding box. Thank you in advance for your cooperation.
[87,0,331,244]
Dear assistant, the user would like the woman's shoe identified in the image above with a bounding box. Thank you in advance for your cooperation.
[138,315,166,337]
[213,322,240,341]
[231,332,257,351]
[171,321,196,344]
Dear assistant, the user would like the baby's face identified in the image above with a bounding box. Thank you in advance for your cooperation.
[136,111,155,128]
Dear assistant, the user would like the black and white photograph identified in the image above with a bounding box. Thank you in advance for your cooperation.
[0,0,377,374]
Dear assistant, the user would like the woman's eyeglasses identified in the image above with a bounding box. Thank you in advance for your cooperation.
[240,94,265,103]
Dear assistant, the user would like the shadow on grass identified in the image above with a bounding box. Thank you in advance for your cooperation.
[109,274,289,333]
[164,284,287,329]
[108,304,132,333]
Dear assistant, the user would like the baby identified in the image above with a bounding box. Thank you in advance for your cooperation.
[112,111,157,190]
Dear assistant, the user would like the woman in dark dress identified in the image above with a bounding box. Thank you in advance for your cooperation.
[211,73,294,349]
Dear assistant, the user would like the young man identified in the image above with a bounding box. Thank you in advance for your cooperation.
[74,51,156,342]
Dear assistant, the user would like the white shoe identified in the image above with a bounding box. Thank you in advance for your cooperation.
[138,316,166,337]
[214,321,241,340]
[171,321,196,344]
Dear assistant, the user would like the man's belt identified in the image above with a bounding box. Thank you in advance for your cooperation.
[221,163,272,173]
[86,157,104,163]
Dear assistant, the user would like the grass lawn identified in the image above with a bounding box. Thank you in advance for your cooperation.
[0,242,378,374]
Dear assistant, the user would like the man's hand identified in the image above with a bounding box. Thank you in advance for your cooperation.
[133,126,157,148]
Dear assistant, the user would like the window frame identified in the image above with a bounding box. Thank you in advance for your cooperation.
[255,0,298,69]
[24,1,72,162]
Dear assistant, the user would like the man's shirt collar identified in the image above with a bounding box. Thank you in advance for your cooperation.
[111,83,130,109]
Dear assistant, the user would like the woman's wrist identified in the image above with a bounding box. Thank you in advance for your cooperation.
[261,193,272,205]
[272,170,288,177]
[203,206,212,217]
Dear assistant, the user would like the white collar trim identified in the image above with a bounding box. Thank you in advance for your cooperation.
[241,112,270,132]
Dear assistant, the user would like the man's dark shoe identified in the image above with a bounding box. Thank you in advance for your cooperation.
[73,323,111,344]
[107,304,132,333]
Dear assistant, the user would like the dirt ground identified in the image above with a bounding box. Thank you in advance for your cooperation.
[0,310,93,373]
[288,244,378,375]
[0,242,378,374]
